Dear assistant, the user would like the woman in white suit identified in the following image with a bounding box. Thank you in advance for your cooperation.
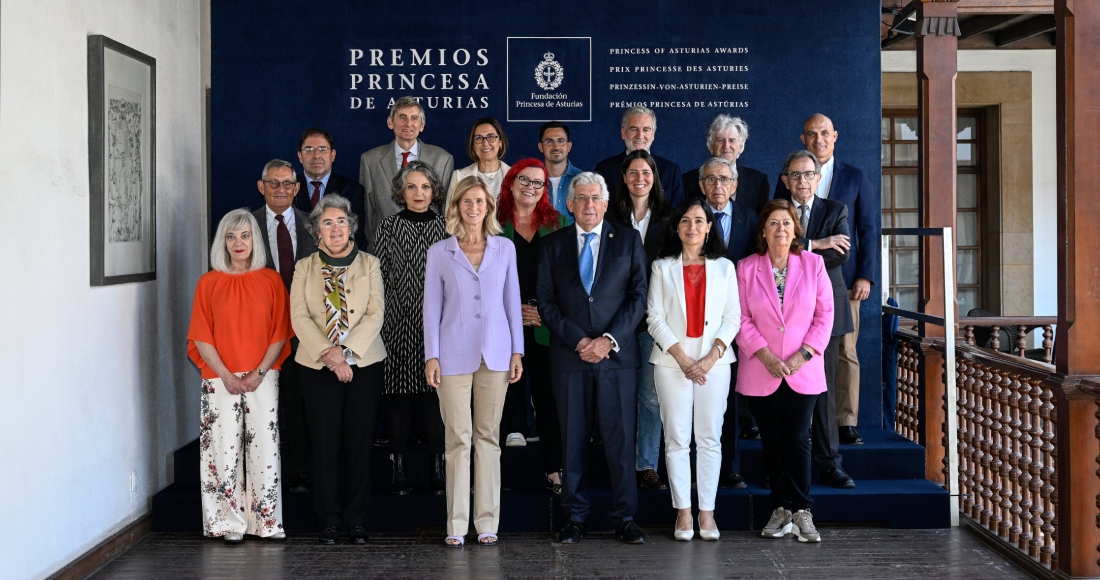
[647,197,741,541]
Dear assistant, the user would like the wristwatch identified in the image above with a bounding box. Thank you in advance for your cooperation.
[256,368,267,377]
[799,348,813,361]
[341,346,353,359]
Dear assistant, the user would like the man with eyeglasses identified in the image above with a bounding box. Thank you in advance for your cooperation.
[252,159,319,495]
[594,106,685,208]
[775,113,877,447]
[684,115,771,214]
[294,128,367,248]
[537,121,582,224]
[537,172,649,545]
[780,149,856,489]
[359,96,455,250]
[697,157,758,490]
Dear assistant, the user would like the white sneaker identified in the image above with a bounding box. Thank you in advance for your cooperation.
[505,433,527,447]
[791,510,821,543]
[760,507,793,539]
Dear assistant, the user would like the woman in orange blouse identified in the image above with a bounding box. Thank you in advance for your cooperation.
[188,209,293,544]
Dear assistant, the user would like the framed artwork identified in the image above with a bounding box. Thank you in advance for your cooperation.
[88,35,156,285]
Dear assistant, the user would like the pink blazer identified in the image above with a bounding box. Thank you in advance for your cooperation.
[735,251,834,397]
[423,235,524,375]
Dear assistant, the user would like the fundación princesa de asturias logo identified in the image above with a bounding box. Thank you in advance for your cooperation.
[535,52,564,90]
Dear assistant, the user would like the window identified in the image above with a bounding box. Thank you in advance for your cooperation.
[881,110,983,315]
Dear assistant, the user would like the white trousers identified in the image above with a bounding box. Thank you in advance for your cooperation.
[199,371,283,538]
[653,337,730,511]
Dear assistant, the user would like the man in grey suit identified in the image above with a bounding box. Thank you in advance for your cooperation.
[359,96,454,249]
[252,158,318,494]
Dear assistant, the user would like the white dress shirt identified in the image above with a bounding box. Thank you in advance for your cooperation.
[816,156,835,200]
[393,140,421,169]
[707,201,734,246]
[266,205,298,272]
[629,208,652,241]
[574,221,621,351]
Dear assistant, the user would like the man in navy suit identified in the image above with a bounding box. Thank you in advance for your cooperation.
[697,157,758,490]
[782,149,856,488]
[775,114,877,446]
[684,115,771,214]
[294,128,367,248]
[594,106,685,208]
[537,172,649,545]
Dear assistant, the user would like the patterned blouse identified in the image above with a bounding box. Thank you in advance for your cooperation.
[773,266,788,309]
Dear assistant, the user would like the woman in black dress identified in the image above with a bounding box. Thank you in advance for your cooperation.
[374,161,450,494]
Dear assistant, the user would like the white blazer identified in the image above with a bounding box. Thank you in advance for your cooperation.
[646,255,741,368]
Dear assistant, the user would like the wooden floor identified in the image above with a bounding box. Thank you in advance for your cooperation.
[88,527,1031,579]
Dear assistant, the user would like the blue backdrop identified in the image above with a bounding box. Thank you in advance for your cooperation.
[211,0,886,426]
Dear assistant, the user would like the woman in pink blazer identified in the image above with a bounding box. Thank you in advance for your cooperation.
[735,198,833,544]
[423,175,524,547]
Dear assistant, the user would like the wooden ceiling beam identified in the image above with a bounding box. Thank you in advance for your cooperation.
[958,14,1021,37]
[956,0,1052,13]
[994,14,1056,45]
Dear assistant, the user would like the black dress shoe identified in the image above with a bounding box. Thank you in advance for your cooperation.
[740,425,762,440]
[289,475,311,494]
[615,521,645,544]
[558,521,587,544]
[819,466,856,489]
[838,426,864,445]
[319,526,339,545]
[637,469,669,490]
[719,472,748,489]
[349,526,369,544]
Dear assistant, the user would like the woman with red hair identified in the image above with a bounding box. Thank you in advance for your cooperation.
[496,158,568,493]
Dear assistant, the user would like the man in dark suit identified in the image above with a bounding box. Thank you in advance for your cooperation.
[253,159,319,494]
[295,128,367,248]
[537,172,649,545]
[780,149,856,489]
[697,158,758,490]
[594,106,685,208]
[684,115,771,214]
[359,96,454,250]
[775,114,877,446]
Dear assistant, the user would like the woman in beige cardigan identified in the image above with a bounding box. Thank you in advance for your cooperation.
[290,194,387,546]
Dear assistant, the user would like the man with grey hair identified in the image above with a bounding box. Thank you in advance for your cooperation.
[594,106,684,208]
[358,96,454,250]
[537,172,649,545]
[684,115,771,214]
[252,158,319,494]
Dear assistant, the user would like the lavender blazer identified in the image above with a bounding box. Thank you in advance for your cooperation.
[423,235,524,375]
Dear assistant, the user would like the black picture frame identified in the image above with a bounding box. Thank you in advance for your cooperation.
[88,35,157,286]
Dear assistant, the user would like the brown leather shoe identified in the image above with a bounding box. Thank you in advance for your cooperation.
[637,468,669,490]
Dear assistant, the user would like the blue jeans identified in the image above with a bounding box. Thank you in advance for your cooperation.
[635,331,662,471]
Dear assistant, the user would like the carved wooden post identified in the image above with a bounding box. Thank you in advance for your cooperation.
[1053,1,1100,576]
[916,0,959,485]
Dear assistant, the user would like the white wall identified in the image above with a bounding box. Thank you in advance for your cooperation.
[0,2,206,578]
[881,50,1058,317]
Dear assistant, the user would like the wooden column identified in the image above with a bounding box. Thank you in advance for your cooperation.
[916,0,959,484]
[1053,1,1100,576]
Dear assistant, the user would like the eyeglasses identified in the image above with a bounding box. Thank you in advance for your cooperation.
[472,133,500,144]
[785,171,819,182]
[264,180,297,190]
[301,146,331,155]
[320,218,349,229]
[702,176,734,186]
[516,176,546,189]
[572,194,604,205]
[541,138,568,147]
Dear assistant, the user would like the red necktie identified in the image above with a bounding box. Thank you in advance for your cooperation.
[401,151,410,167]
[310,181,322,209]
[275,214,295,291]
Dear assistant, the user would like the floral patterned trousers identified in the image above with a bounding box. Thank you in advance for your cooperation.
[199,371,283,538]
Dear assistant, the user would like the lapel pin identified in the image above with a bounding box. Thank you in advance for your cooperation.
[609,232,614,238]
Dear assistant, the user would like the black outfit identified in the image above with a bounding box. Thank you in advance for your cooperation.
[747,380,817,512]
[251,205,318,483]
[295,172,368,248]
[684,163,771,215]
[594,151,685,208]
[375,209,448,456]
[537,221,648,526]
[501,221,564,476]
[791,198,853,475]
[300,362,384,529]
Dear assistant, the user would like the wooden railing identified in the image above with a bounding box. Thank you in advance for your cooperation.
[958,316,1057,364]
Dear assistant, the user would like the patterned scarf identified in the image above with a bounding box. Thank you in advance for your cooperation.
[321,264,349,346]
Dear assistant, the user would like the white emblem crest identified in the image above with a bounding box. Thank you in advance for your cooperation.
[535,52,564,91]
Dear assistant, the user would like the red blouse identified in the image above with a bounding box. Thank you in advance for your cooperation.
[187,268,293,379]
[684,264,706,338]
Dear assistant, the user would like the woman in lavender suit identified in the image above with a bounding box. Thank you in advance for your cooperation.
[423,174,524,547]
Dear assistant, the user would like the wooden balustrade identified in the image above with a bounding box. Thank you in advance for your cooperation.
[957,316,1057,363]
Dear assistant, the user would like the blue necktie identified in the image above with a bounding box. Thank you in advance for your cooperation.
[579,232,596,294]
[715,212,729,244]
